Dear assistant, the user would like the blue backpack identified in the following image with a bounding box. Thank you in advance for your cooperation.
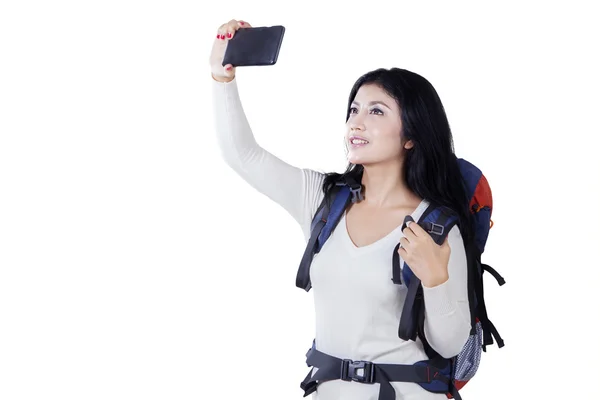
[296,158,505,400]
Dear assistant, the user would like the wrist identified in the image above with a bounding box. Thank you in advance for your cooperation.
[211,73,234,83]
[422,271,449,288]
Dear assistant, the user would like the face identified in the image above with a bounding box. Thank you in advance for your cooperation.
[345,83,413,166]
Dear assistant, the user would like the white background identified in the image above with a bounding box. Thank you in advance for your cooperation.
[1,1,599,399]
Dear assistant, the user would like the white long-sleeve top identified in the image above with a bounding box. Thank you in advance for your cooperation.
[211,76,471,400]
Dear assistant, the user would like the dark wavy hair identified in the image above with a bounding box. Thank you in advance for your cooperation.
[322,67,475,246]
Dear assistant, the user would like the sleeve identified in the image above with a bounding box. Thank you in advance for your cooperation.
[421,224,471,359]
[211,76,325,241]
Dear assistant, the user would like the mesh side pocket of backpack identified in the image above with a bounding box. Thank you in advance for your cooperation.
[453,320,483,381]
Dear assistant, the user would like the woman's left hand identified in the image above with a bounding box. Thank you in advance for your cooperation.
[398,221,451,288]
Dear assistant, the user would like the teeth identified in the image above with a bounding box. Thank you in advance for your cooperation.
[351,139,368,144]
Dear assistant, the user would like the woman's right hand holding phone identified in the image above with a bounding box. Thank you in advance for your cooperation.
[209,19,252,82]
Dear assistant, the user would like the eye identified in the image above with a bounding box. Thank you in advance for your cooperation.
[349,106,383,115]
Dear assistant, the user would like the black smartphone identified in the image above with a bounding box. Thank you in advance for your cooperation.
[222,25,285,67]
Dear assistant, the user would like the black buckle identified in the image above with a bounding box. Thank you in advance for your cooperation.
[427,222,444,235]
[300,380,318,396]
[350,186,363,203]
[340,359,375,384]
[335,180,363,203]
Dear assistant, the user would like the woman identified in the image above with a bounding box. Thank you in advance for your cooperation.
[210,19,473,400]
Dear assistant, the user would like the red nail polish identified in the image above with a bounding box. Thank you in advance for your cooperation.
[227,32,232,38]
[226,66,232,70]
[240,22,244,25]
[216,34,220,39]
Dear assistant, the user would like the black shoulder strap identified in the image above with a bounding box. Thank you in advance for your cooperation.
[295,179,355,292]
[412,208,506,360]
[295,187,337,292]
[416,206,460,361]
[396,205,458,351]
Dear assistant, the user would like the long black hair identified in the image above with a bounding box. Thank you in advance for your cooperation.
[322,67,475,246]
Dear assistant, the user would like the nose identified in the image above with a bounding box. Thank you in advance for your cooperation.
[348,112,366,132]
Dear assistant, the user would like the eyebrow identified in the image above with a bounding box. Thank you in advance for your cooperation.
[351,100,392,109]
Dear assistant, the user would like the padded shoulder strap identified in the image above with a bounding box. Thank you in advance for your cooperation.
[396,204,459,346]
[392,204,458,287]
[315,185,353,252]
[295,184,352,292]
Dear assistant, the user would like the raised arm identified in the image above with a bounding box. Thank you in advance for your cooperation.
[211,75,324,238]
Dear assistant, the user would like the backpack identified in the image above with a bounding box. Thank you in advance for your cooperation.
[295,158,505,399]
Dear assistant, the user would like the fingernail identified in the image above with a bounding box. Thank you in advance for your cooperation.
[239,21,244,25]
[227,32,232,38]
[226,66,232,70]
[216,34,220,39]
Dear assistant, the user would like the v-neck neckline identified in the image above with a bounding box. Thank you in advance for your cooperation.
[341,199,429,254]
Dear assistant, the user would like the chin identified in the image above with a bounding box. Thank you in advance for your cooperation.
[348,156,372,165]
[348,155,396,167]
[347,154,361,164]
[348,149,372,163]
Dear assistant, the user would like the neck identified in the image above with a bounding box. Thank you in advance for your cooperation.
[359,160,420,208]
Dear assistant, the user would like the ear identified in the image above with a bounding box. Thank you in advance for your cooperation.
[403,139,414,150]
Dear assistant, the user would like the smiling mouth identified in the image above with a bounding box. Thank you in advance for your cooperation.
[349,137,369,146]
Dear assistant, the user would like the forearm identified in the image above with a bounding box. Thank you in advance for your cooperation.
[421,226,471,359]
